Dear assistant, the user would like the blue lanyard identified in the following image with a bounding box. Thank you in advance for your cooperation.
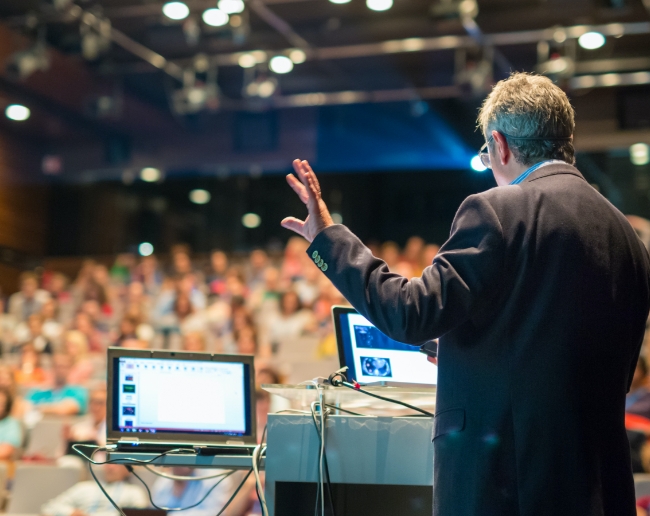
[510,160,564,185]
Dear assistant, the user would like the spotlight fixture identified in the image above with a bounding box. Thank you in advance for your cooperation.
[238,53,257,68]
[269,55,293,74]
[140,167,161,182]
[162,2,190,20]
[189,189,211,204]
[470,155,487,172]
[242,213,261,228]
[5,104,31,121]
[138,242,154,257]
[329,0,352,4]
[218,0,245,14]
[202,8,229,27]
[367,0,393,11]
[578,32,605,50]
[630,143,650,166]
[289,49,307,64]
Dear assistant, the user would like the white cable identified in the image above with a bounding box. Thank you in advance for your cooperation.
[252,444,269,516]
[318,386,325,516]
[142,465,233,481]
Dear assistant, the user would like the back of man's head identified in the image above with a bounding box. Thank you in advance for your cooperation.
[478,72,576,166]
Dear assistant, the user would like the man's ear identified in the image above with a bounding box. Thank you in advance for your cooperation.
[492,131,510,166]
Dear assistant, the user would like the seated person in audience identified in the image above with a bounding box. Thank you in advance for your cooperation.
[234,326,257,356]
[63,331,95,385]
[120,338,149,350]
[42,463,147,516]
[25,353,88,416]
[183,332,206,352]
[14,343,50,387]
[268,291,315,346]
[67,387,107,447]
[627,357,650,419]
[0,365,24,417]
[12,313,55,354]
[150,466,249,516]
[0,386,23,460]
[41,298,65,343]
[9,271,50,323]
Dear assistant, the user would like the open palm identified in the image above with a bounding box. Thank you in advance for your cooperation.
[281,159,334,243]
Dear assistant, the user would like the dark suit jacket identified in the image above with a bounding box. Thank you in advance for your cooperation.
[307,164,650,516]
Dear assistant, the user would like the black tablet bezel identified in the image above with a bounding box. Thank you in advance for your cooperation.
[106,347,257,446]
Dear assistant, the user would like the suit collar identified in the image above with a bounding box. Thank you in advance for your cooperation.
[523,163,586,184]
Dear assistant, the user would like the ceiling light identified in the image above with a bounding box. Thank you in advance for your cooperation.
[218,0,245,14]
[578,32,605,50]
[5,104,30,121]
[189,189,211,204]
[269,55,293,74]
[242,213,261,228]
[238,53,257,68]
[630,143,650,166]
[257,79,276,98]
[329,0,352,4]
[138,242,154,257]
[289,49,307,64]
[331,212,343,224]
[162,2,190,20]
[202,8,229,27]
[470,155,487,172]
[140,167,161,182]
[366,0,393,11]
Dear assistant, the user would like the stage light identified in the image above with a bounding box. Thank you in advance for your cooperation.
[162,2,190,20]
[630,143,650,166]
[257,79,277,98]
[189,189,211,204]
[330,0,352,4]
[202,8,229,27]
[140,167,161,182]
[470,155,487,172]
[218,0,245,14]
[138,242,154,257]
[331,212,343,224]
[238,53,257,68]
[578,32,605,50]
[289,49,307,64]
[367,0,393,11]
[5,104,30,121]
[269,55,293,74]
[242,213,261,228]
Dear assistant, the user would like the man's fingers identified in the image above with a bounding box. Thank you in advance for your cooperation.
[286,174,309,204]
[302,160,322,198]
[281,216,306,235]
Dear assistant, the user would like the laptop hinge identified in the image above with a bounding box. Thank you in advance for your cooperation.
[119,438,140,443]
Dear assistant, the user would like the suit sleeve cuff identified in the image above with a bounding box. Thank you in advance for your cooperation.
[306,224,352,274]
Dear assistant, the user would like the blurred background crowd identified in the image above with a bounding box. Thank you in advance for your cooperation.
[0,234,440,516]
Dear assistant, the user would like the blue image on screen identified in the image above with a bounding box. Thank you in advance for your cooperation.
[360,356,392,377]
[353,325,417,352]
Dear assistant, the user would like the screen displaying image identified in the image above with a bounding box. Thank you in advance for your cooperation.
[341,312,437,385]
[114,357,251,437]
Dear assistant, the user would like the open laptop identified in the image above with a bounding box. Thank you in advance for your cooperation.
[332,306,437,387]
[107,348,257,453]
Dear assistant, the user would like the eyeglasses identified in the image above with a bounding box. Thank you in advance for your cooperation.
[478,134,494,170]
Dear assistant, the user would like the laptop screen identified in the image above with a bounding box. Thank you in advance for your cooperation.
[334,307,437,385]
[107,349,255,444]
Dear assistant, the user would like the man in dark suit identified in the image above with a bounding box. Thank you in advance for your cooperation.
[281,73,650,516]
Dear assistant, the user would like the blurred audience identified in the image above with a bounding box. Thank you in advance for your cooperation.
[41,464,147,516]
[0,386,22,460]
[25,354,88,417]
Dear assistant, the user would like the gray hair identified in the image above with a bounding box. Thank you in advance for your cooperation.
[478,72,576,166]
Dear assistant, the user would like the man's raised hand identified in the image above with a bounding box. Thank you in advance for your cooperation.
[281,159,334,243]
